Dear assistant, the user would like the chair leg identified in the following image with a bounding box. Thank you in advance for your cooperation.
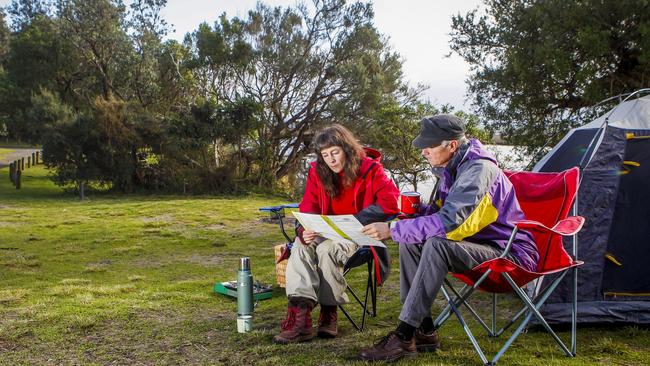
[371,262,378,317]
[434,269,494,330]
[433,286,460,328]
[502,273,573,357]
[492,307,535,364]
[494,303,527,337]
[360,262,373,331]
[434,269,494,329]
[439,270,575,364]
[339,259,376,332]
[491,271,574,364]
[441,286,489,365]
[495,270,570,337]
[345,283,368,311]
[444,279,494,336]
[492,293,497,337]
[339,304,360,331]
[339,284,364,331]
[572,265,578,356]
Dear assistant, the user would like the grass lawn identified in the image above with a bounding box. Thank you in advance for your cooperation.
[0,141,39,148]
[1,166,649,365]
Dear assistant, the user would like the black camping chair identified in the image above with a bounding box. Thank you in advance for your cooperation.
[260,203,383,331]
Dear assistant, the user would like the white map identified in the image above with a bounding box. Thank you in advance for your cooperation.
[292,212,386,248]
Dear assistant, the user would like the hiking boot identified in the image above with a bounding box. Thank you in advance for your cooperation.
[358,331,417,362]
[273,299,316,344]
[317,305,338,338]
[414,328,441,352]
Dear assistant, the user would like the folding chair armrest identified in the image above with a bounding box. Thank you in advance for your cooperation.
[259,205,286,213]
[259,203,299,243]
[515,216,585,236]
[259,203,299,212]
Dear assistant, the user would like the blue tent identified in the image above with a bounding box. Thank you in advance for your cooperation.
[534,92,650,324]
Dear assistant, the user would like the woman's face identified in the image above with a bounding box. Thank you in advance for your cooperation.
[320,145,346,173]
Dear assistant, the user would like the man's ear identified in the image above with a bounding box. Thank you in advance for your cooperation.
[449,140,459,152]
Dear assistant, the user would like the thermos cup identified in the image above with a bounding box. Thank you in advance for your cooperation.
[237,257,254,333]
[400,191,421,216]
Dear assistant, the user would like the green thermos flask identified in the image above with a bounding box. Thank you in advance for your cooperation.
[237,257,253,333]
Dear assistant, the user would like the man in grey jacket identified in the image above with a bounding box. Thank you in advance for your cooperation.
[358,114,538,362]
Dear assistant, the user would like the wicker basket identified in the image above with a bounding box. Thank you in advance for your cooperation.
[274,244,288,288]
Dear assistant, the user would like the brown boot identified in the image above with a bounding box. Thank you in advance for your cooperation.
[273,298,316,344]
[358,331,417,362]
[317,305,338,338]
[414,328,441,352]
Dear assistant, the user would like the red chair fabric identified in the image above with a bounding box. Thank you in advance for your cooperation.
[453,167,584,293]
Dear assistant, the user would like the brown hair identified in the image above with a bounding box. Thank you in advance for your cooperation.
[312,124,366,198]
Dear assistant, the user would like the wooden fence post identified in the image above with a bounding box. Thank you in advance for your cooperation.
[9,162,14,184]
[32,152,36,165]
[15,166,21,190]
[27,156,31,168]
[21,157,24,170]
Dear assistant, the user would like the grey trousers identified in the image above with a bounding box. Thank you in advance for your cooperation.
[285,238,358,306]
[398,237,505,327]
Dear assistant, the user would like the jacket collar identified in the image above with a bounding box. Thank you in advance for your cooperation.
[445,140,471,173]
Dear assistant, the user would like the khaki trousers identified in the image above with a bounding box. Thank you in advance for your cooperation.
[285,238,359,306]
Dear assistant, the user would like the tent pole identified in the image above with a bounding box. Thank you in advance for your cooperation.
[578,89,650,183]
[572,199,578,356]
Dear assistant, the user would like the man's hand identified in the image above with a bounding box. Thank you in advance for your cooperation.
[361,222,392,241]
[302,230,319,244]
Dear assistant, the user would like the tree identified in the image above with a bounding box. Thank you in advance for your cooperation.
[0,9,10,61]
[188,0,406,186]
[365,94,434,192]
[35,89,105,193]
[7,0,55,31]
[57,0,133,101]
[0,10,12,141]
[450,0,650,151]
[127,0,175,111]
[1,14,76,142]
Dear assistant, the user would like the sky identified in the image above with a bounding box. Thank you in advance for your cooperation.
[1,0,483,110]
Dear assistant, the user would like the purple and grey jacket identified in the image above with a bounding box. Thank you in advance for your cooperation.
[390,139,539,271]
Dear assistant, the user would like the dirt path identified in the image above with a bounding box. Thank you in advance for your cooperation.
[0,148,40,168]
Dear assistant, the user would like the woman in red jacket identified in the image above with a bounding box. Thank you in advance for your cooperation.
[274,124,399,344]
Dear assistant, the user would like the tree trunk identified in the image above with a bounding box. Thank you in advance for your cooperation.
[79,181,85,200]
[213,139,220,167]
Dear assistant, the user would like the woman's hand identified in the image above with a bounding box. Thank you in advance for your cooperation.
[302,230,319,244]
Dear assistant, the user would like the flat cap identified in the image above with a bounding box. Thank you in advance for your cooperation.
[412,114,466,149]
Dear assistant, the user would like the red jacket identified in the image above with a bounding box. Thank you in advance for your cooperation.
[299,148,399,223]
[298,148,399,285]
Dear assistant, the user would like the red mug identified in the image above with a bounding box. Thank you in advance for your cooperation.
[400,191,421,215]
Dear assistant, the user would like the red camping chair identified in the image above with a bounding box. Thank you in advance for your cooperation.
[432,167,584,365]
